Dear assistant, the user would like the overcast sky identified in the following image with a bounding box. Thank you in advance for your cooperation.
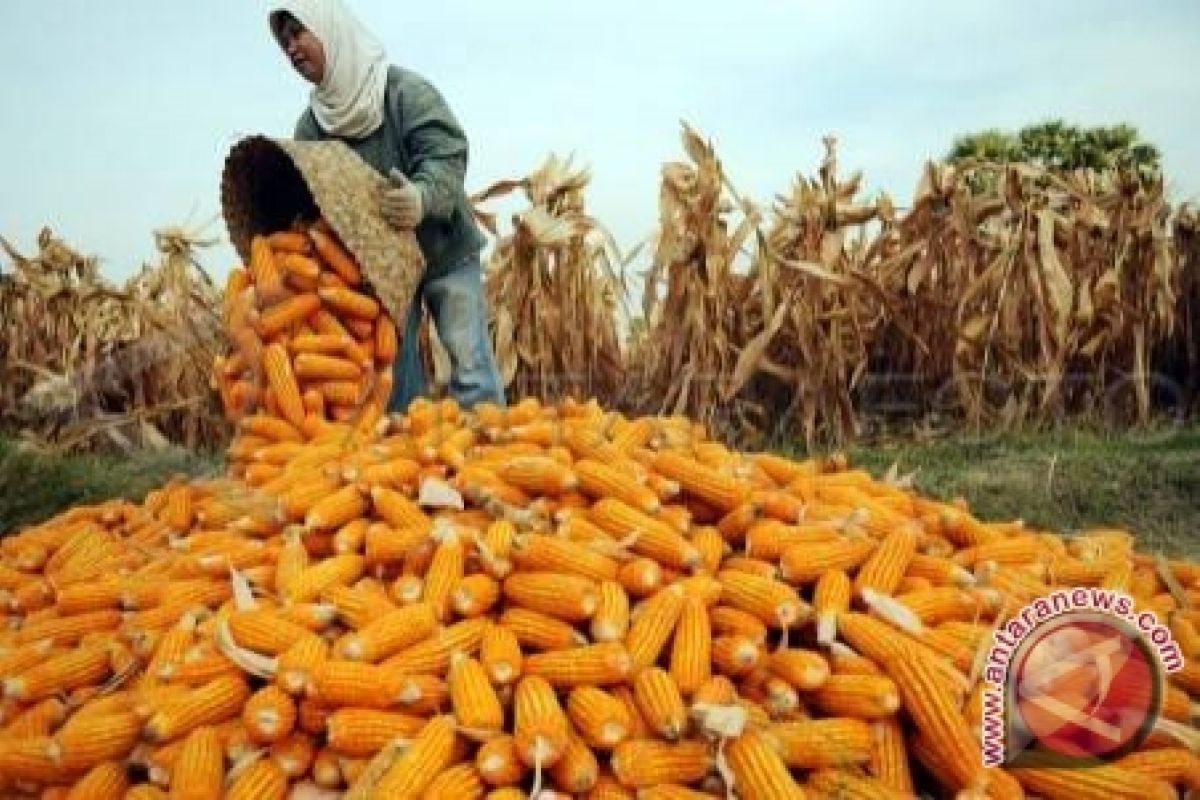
[1,1,1197,282]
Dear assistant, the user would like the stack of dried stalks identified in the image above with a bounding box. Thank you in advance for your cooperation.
[629,124,763,435]
[869,161,1178,428]
[474,154,628,404]
[0,226,227,452]
[1161,203,1199,411]
[739,136,896,448]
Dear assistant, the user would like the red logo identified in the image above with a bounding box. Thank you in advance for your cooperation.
[1006,612,1161,764]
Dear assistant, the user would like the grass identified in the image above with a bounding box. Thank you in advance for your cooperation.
[0,439,222,534]
[840,423,1200,559]
[1,425,1198,559]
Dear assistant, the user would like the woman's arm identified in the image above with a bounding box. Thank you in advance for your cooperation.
[396,74,470,224]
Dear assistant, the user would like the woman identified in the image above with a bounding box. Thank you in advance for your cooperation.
[268,0,505,411]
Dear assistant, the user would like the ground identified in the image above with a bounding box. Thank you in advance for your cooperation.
[1,426,1197,558]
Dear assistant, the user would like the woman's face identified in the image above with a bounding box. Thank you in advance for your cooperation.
[272,12,327,85]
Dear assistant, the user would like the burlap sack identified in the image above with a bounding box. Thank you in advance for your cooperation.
[219,135,425,327]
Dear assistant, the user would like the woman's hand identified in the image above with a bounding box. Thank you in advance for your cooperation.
[382,168,425,230]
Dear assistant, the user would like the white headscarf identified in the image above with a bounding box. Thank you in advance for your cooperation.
[272,0,389,139]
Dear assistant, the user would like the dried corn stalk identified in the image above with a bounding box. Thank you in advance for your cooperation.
[0,226,227,452]
[474,155,627,403]
[868,160,1178,428]
[631,123,763,436]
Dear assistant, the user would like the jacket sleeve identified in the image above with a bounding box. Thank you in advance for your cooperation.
[395,75,470,223]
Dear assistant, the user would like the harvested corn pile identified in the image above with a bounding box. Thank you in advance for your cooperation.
[211,220,398,480]
[0,219,1198,799]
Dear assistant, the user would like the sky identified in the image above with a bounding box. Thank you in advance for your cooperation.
[1,0,1198,283]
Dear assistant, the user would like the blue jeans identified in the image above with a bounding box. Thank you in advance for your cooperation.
[389,252,506,412]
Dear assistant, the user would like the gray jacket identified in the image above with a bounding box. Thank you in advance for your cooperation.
[295,66,487,275]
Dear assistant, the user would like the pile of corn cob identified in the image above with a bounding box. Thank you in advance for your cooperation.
[0,220,1198,799]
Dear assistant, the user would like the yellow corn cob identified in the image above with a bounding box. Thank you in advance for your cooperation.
[144,675,250,743]
[624,584,686,668]
[364,524,427,569]
[317,286,380,319]
[480,621,524,686]
[710,605,768,645]
[717,570,810,629]
[724,729,806,799]
[294,352,363,382]
[769,648,830,691]
[4,645,110,701]
[853,524,920,599]
[905,554,975,587]
[227,609,313,656]
[168,726,223,800]
[476,734,528,787]
[241,685,296,745]
[66,761,130,799]
[305,485,368,531]
[310,660,402,709]
[806,768,911,799]
[323,583,396,630]
[56,709,141,773]
[371,715,459,796]
[617,557,666,598]
[513,675,570,768]
[764,718,872,769]
[226,758,289,800]
[276,633,328,696]
[124,784,168,800]
[632,667,688,740]
[284,554,365,604]
[567,686,633,751]
[270,731,316,778]
[589,772,637,799]
[809,674,900,719]
[550,732,600,794]
[324,709,427,757]
[590,499,700,569]
[503,571,599,622]
[499,608,586,652]
[779,538,877,583]
[669,596,711,696]
[1009,763,1176,800]
[526,642,633,687]
[448,574,503,623]
[574,459,660,513]
[711,635,762,677]
[716,502,761,543]
[610,739,710,788]
[651,452,750,511]
[0,736,63,784]
[262,343,306,428]
[499,456,578,495]
[585,580,630,644]
[450,654,505,738]
[17,609,122,645]
[335,602,437,662]
[511,533,620,582]
[867,719,915,794]
[383,617,488,675]
[637,786,713,800]
[425,763,486,798]
[424,530,466,621]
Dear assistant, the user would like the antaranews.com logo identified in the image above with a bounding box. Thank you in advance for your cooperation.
[980,588,1184,767]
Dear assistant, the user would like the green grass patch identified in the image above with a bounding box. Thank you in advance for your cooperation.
[836,425,1200,558]
[0,440,222,534]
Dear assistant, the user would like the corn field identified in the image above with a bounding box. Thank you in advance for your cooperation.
[3,126,1197,452]
[0,227,228,452]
